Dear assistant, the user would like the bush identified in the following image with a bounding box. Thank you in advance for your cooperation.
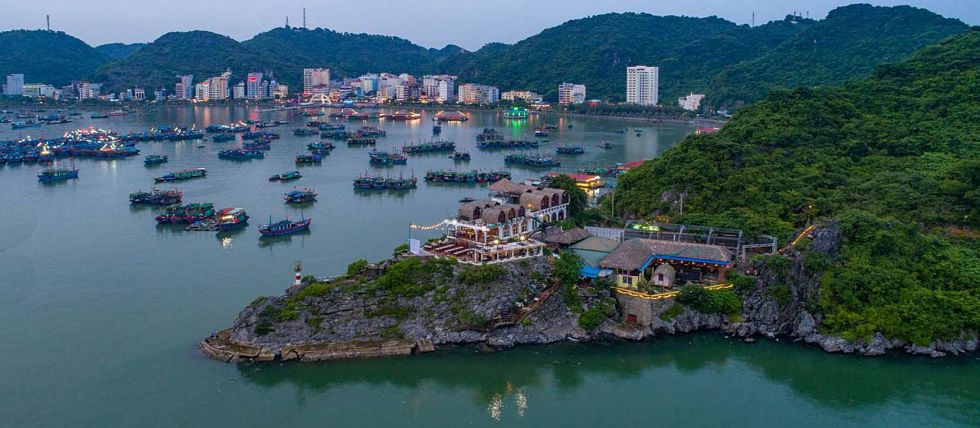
[677,285,742,316]
[380,325,404,339]
[392,243,410,257]
[769,284,792,306]
[578,306,606,331]
[346,259,369,277]
[459,264,507,285]
[553,251,582,287]
[661,302,684,320]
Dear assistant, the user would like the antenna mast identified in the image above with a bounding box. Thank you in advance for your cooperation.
[303,7,307,28]
[46,14,51,31]
[286,15,289,28]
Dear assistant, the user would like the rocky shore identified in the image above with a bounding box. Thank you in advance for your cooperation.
[202,225,976,363]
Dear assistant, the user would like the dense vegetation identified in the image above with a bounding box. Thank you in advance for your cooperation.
[95,43,146,60]
[614,28,980,344]
[0,30,107,86]
[707,4,967,106]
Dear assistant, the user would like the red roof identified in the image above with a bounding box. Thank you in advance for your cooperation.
[618,159,648,170]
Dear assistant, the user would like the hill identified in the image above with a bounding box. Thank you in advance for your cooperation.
[91,31,289,92]
[95,43,146,60]
[0,30,107,86]
[613,28,980,345]
[707,4,968,106]
[444,13,814,102]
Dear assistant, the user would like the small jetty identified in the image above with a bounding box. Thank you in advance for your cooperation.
[505,153,561,168]
[423,170,510,184]
[130,189,182,205]
[154,168,207,183]
[369,150,408,166]
[401,140,455,154]
[285,188,317,204]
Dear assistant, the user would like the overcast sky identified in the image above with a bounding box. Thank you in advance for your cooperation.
[2,0,976,49]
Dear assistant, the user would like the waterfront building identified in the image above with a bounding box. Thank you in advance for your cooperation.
[207,71,232,100]
[274,84,288,99]
[501,90,542,103]
[232,82,245,99]
[422,75,456,102]
[557,83,586,105]
[175,74,193,100]
[599,238,732,288]
[77,82,102,101]
[153,88,166,100]
[678,93,705,111]
[626,65,659,106]
[457,84,499,104]
[22,83,58,99]
[195,81,210,101]
[4,73,24,96]
[133,87,145,101]
[246,72,264,100]
[303,68,330,97]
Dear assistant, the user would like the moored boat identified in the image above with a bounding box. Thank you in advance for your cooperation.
[154,202,215,224]
[215,208,249,232]
[269,170,302,182]
[452,151,471,162]
[144,154,168,165]
[284,188,317,204]
[130,189,182,205]
[369,150,408,166]
[556,145,585,155]
[218,149,264,161]
[259,214,312,237]
[37,167,79,183]
[401,140,455,154]
[295,154,322,165]
[154,168,207,183]
[505,153,561,168]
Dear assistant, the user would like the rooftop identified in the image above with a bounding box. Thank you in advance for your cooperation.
[600,238,733,271]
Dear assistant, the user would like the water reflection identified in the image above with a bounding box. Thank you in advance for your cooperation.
[257,228,313,248]
[234,335,980,425]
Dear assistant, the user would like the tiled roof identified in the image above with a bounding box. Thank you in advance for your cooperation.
[600,238,732,271]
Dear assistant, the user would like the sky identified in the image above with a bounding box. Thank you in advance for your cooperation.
[2,0,977,49]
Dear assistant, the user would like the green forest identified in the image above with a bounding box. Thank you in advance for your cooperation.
[613,28,980,344]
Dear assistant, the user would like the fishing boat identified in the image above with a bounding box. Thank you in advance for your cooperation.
[218,149,264,161]
[319,123,345,131]
[154,168,207,183]
[293,128,318,136]
[37,145,54,163]
[12,121,41,129]
[598,141,613,149]
[477,139,538,150]
[390,111,421,121]
[321,130,350,140]
[259,214,312,237]
[401,140,455,154]
[243,131,279,140]
[129,189,182,205]
[534,129,550,137]
[352,174,418,191]
[355,126,386,137]
[211,133,236,142]
[433,111,469,122]
[90,113,109,119]
[154,203,215,224]
[215,208,250,232]
[307,142,335,152]
[242,138,271,150]
[556,145,585,155]
[269,171,302,182]
[423,170,510,184]
[505,153,561,168]
[368,150,407,167]
[284,188,317,204]
[432,124,442,134]
[144,154,168,165]
[452,151,471,162]
[37,167,79,183]
[295,154,322,165]
[347,137,376,146]
[476,128,504,142]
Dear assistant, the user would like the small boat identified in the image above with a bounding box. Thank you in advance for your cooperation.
[293,128,318,136]
[37,167,79,183]
[12,121,41,129]
[505,153,561,168]
[154,168,207,183]
[307,142,335,152]
[284,188,317,204]
[259,214,312,237]
[218,149,264,161]
[459,197,475,203]
[243,140,272,151]
[144,154,168,165]
[155,203,215,224]
[215,208,249,232]
[347,137,376,146]
[534,129,549,137]
[369,150,408,166]
[598,141,613,149]
[402,140,455,154]
[130,189,182,205]
[91,113,110,119]
[295,154,322,165]
[269,171,302,182]
[556,145,585,155]
[432,124,442,134]
[211,133,236,142]
[452,151,471,162]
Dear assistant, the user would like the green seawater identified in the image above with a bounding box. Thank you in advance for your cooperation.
[0,106,977,427]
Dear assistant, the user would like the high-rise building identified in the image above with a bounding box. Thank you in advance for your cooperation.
[232,82,245,100]
[274,84,289,99]
[195,81,210,101]
[678,93,705,111]
[626,66,659,106]
[246,72,264,100]
[4,74,24,96]
[175,74,193,100]
[22,83,58,98]
[422,75,456,102]
[557,83,586,105]
[77,82,102,101]
[457,84,499,104]
[303,68,330,96]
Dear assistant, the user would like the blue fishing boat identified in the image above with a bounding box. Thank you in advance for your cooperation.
[269,171,302,182]
[38,167,79,183]
[295,154,322,165]
[211,133,236,142]
[259,214,312,237]
[218,149,264,161]
[284,188,317,204]
[144,154,168,165]
[556,145,585,155]
[215,208,249,232]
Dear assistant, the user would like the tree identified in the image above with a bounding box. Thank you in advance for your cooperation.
[548,174,589,220]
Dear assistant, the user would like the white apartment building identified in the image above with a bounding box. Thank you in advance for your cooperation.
[558,83,586,105]
[457,83,500,104]
[626,66,659,106]
[303,68,330,96]
[501,90,542,103]
[422,75,456,102]
[678,93,705,111]
[4,74,24,96]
